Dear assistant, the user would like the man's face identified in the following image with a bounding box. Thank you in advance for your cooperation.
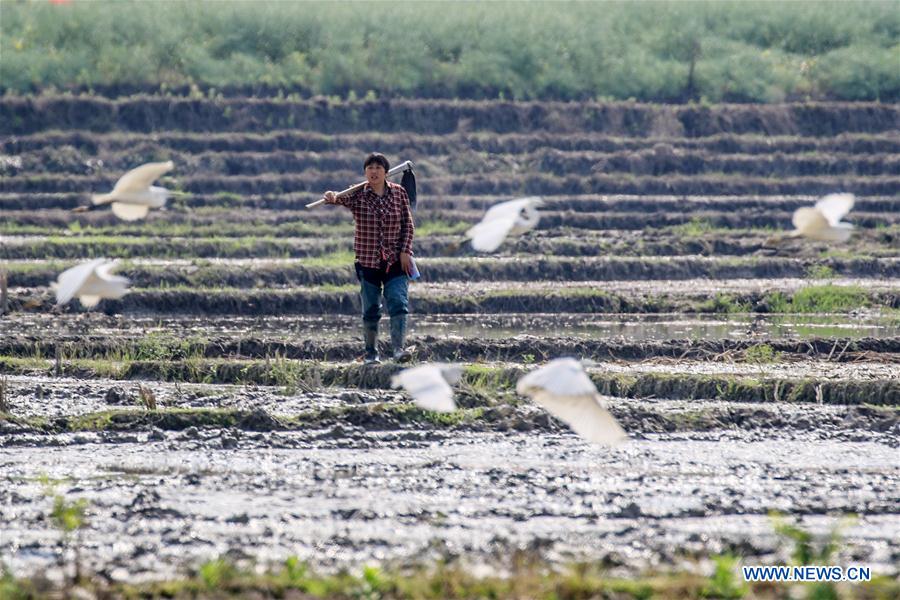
[365,163,386,186]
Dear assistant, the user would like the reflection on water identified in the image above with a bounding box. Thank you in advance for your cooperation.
[409,314,900,340]
[68,313,900,341]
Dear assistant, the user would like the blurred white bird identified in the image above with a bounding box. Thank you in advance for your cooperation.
[790,193,856,241]
[765,193,855,247]
[77,160,175,221]
[516,357,628,445]
[391,363,463,413]
[53,259,130,308]
[466,196,543,252]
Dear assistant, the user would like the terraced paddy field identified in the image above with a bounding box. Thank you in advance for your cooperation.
[1,98,898,595]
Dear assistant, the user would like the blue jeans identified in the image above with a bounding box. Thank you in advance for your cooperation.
[358,268,409,328]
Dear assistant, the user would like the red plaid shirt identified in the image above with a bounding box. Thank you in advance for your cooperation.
[335,181,415,269]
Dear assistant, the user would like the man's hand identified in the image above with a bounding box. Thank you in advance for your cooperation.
[324,191,337,204]
[399,252,413,276]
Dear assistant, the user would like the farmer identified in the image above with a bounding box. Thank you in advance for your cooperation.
[324,153,415,364]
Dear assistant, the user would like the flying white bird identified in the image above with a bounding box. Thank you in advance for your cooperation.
[78,160,175,221]
[791,193,855,241]
[52,259,130,308]
[391,363,463,413]
[765,193,856,247]
[516,357,628,445]
[466,196,543,252]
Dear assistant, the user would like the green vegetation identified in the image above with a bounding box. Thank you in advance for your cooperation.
[459,363,521,404]
[303,250,356,268]
[265,351,317,395]
[0,219,468,240]
[697,293,753,314]
[669,217,716,237]
[770,514,855,600]
[3,234,342,260]
[463,363,517,391]
[766,284,868,313]
[0,220,356,239]
[0,312,897,409]
[2,552,897,599]
[414,220,471,237]
[39,475,91,585]
[0,567,26,600]
[806,264,837,280]
[198,559,239,590]
[745,343,780,365]
[1,358,896,417]
[702,554,748,600]
[2,1,898,101]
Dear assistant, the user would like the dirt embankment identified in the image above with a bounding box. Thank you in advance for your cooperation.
[4,192,899,216]
[6,286,900,316]
[5,130,900,156]
[3,333,899,364]
[8,146,900,178]
[8,257,900,288]
[2,97,897,136]
[6,171,900,197]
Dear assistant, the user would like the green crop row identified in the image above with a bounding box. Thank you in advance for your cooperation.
[2,1,898,101]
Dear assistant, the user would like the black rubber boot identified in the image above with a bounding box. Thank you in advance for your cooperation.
[363,324,380,364]
[390,315,411,363]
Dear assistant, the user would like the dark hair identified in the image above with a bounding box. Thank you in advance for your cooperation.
[364,152,390,172]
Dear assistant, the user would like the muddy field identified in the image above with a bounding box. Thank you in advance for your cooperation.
[0,98,898,590]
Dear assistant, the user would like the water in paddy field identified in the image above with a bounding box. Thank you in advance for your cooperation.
[409,313,900,341]
[4,312,897,341]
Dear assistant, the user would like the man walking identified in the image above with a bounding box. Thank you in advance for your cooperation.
[324,153,415,364]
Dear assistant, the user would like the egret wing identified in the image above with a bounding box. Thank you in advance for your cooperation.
[480,197,541,223]
[791,206,829,236]
[54,259,105,305]
[95,261,130,285]
[111,161,174,194]
[815,193,854,226]
[392,364,457,413]
[466,215,518,252]
[516,358,597,398]
[532,391,628,445]
[439,364,463,386]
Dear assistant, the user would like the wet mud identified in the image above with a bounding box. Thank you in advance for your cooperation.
[2,430,898,583]
[2,97,898,585]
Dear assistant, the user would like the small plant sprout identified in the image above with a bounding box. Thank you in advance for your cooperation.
[0,376,9,413]
[703,554,748,599]
[199,558,237,590]
[137,384,158,411]
[806,264,836,280]
[40,476,90,585]
[745,343,779,365]
[770,512,856,600]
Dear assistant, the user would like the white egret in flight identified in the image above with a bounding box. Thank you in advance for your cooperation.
[391,363,463,413]
[76,160,175,221]
[765,193,855,247]
[466,196,543,252]
[516,357,628,445]
[53,259,130,308]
